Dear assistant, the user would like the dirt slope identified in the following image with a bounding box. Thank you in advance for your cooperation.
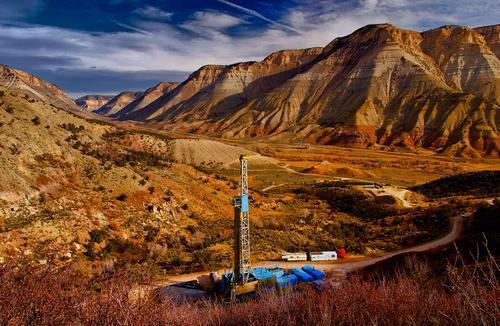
[166,139,275,165]
[304,161,373,179]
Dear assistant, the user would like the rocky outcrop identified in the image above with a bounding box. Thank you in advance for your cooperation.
[94,91,143,116]
[475,25,500,58]
[0,64,77,110]
[75,95,114,112]
[421,25,500,103]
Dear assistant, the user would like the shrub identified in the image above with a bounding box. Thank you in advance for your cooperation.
[0,251,497,325]
[8,144,20,155]
[59,123,85,133]
[31,116,41,125]
[116,194,127,201]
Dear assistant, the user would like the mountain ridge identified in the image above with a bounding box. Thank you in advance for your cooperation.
[109,23,499,157]
[0,64,78,111]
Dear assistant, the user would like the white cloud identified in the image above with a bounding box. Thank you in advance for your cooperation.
[181,11,244,32]
[132,6,172,20]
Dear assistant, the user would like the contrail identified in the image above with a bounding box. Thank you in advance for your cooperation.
[216,0,301,34]
[113,20,153,35]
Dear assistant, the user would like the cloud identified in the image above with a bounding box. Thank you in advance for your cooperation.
[181,11,244,37]
[215,0,302,34]
[132,6,173,20]
[1,0,498,95]
[0,53,82,70]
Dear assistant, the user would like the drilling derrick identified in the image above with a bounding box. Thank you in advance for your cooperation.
[232,154,251,285]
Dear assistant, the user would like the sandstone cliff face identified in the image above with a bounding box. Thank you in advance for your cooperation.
[421,26,500,103]
[0,64,77,110]
[119,24,500,157]
[475,25,500,58]
[94,91,143,116]
[110,82,178,119]
[75,95,114,112]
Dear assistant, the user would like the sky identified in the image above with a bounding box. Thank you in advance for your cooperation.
[0,0,498,98]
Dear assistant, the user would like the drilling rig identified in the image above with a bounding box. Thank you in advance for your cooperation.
[230,154,254,296]
[161,154,328,302]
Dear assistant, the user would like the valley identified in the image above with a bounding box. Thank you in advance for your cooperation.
[0,16,498,324]
[1,83,498,279]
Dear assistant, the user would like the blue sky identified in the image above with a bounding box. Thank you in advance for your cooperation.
[0,0,498,98]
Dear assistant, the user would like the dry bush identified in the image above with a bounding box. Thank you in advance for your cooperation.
[0,249,497,325]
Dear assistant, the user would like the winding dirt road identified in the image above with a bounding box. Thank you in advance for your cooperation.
[163,216,463,285]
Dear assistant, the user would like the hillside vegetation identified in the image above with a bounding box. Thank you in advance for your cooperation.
[412,170,500,198]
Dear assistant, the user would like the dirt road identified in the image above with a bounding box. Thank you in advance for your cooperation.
[162,216,463,285]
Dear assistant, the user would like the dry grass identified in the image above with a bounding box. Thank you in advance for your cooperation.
[0,249,497,325]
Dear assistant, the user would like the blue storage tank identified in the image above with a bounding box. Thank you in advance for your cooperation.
[252,267,275,281]
[276,274,298,288]
[290,268,314,282]
[265,266,287,278]
[301,265,325,280]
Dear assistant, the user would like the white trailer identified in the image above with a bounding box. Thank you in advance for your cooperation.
[281,252,308,261]
[308,251,337,261]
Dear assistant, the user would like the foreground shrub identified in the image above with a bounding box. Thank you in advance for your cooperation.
[0,252,497,325]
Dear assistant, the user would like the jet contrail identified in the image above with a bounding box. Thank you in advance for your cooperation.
[216,0,301,34]
[113,20,153,36]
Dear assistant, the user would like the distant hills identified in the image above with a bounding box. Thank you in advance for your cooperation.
[75,95,115,112]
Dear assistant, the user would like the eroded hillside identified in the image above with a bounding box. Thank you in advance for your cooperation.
[110,24,500,158]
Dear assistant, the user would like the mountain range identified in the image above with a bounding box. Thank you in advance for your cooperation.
[6,23,500,157]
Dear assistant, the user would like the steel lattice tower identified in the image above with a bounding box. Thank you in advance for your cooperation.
[232,154,252,284]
